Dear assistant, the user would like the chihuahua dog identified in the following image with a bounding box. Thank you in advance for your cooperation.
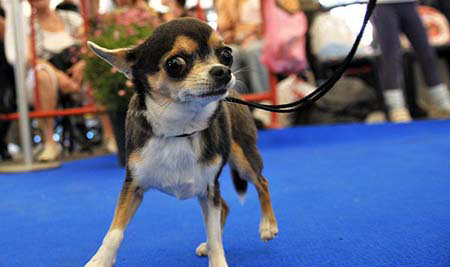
[85,18,278,267]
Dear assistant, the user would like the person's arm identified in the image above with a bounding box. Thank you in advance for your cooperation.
[0,6,5,40]
[216,0,238,43]
[86,0,99,21]
[28,36,80,94]
[0,17,5,42]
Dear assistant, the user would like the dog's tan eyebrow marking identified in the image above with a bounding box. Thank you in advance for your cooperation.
[168,35,199,57]
[208,31,223,49]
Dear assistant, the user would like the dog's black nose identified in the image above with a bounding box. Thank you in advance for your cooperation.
[209,66,232,85]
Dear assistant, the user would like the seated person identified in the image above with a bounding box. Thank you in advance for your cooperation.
[112,0,151,10]
[28,0,83,161]
[4,0,115,161]
[162,0,188,22]
[216,0,270,93]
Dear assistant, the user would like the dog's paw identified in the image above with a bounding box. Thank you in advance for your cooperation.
[209,261,229,267]
[84,259,114,267]
[84,247,116,267]
[208,254,229,267]
[195,242,208,257]
[259,216,278,242]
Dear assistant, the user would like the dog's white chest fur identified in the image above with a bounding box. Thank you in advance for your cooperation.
[132,135,220,199]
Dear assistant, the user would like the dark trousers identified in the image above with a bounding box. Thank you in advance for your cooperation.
[0,121,11,160]
[371,2,443,91]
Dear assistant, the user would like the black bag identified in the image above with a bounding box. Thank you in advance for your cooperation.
[48,44,81,72]
[0,82,16,113]
[295,77,380,124]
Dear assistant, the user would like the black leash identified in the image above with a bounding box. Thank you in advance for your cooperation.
[224,0,377,113]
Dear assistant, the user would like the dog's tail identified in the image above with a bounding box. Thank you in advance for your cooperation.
[231,168,248,204]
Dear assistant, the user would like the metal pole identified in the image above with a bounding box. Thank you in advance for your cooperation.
[11,0,33,167]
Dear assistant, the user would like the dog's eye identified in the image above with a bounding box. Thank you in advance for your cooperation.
[219,49,233,66]
[165,56,187,77]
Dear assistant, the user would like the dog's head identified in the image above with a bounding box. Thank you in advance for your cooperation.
[88,18,235,104]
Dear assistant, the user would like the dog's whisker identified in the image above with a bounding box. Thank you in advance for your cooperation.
[233,67,250,76]
[234,79,251,94]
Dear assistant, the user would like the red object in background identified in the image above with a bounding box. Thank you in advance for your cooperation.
[30,9,40,111]
[196,1,206,21]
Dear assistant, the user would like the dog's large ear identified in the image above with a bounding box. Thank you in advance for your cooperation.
[87,41,134,79]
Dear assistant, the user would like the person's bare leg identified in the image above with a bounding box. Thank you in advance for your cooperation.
[36,69,61,161]
[100,114,117,153]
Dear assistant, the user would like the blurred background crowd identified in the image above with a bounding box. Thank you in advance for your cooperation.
[0,0,449,166]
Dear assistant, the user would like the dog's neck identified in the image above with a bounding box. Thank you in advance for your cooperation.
[143,95,218,138]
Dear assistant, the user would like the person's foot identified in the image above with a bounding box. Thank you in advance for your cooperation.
[0,143,12,161]
[365,111,387,124]
[384,89,412,123]
[427,106,450,119]
[428,84,450,118]
[105,138,118,154]
[37,143,62,162]
[389,107,412,123]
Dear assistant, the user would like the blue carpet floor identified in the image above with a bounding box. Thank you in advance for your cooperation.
[1,120,449,267]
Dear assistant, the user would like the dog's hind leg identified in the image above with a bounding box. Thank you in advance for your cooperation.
[230,141,278,242]
[85,170,143,267]
[253,175,278,241]
[196,197,229,257]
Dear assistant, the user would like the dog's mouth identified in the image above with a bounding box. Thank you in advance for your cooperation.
[195,76,235,99]
[180,88,228,102]
[179,76,235,102]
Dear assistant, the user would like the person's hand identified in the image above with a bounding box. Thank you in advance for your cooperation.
[57,71,79,94]
[68,60,86,85]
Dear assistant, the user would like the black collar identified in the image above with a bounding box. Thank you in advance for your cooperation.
[174,131,198,138]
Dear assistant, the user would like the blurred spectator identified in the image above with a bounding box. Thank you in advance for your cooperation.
[113,0,150,9]
[216,0,269,93]
[5,0,120,161]
[26,0,83,161]
[372,0,450,122]
[162,0,187,22]
[4,0,113,161]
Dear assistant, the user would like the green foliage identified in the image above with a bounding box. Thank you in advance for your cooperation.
[84,8,156,110]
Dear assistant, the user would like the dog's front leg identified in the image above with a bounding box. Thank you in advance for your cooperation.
[85,174,143,267]
[199,187,229,267]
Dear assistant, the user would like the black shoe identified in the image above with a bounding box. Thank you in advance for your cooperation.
[0,143,12,161]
